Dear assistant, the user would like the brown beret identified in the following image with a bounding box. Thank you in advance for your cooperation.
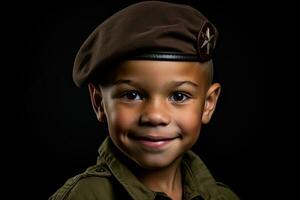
[73,1,218,87]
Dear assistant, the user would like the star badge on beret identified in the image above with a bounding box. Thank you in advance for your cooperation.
[197,22,217,61]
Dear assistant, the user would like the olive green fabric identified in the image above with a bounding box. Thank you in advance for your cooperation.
[49,137,239,200]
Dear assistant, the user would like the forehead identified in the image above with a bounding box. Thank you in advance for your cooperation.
[109,60,209,85]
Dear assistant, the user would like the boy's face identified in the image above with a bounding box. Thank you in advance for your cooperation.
[89,60,220,169]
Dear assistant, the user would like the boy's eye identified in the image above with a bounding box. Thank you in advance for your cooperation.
[121,91,143,100]
[169,92,190,102]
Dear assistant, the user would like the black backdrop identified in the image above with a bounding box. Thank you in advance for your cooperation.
[10,0,287,199]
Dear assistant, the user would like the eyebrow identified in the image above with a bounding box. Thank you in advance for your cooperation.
[113,79,133,85]
[170,80,199,88]
[113,79,199,87]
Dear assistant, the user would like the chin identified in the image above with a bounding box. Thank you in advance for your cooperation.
[134,155,182,170]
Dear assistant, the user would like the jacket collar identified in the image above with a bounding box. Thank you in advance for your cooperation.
[97,137,156,200]
[181,151,221,199]
[97,137,221,200]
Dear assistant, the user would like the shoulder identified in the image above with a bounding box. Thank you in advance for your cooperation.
[49,165,114,200]
[216,182,240,200]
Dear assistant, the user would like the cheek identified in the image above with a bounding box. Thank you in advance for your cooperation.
[175,105,203,136]
[106,104,139,132]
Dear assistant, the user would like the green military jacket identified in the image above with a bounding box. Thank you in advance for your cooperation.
[49,137,239,200]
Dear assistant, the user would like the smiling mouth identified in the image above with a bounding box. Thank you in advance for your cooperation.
[128,134,181,149]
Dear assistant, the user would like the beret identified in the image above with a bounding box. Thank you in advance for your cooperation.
[73,1,218,87]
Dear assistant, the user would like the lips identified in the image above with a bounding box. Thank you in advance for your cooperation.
[128,133,181,149]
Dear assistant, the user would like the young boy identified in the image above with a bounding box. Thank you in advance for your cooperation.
[50,1,239,199]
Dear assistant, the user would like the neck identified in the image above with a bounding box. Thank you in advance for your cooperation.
[136,157,183,200]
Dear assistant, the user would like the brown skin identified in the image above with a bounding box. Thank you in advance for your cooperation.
[88,60,221,200]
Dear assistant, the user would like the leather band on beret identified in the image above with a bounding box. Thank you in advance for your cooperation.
[128,52,200,61]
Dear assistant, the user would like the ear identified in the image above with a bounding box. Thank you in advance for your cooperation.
[88,83,106,123]
[202,83,221,124]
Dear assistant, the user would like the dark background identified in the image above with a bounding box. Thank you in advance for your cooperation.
[8,0,287,199]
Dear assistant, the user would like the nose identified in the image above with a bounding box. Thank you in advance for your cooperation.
[139,98,171,126]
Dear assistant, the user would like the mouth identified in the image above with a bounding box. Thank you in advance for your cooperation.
[128,133,181,149]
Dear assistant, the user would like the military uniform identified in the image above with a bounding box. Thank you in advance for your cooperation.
[49,137,239,200]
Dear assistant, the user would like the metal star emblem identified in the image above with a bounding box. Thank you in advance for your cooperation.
[200,27,215,54]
